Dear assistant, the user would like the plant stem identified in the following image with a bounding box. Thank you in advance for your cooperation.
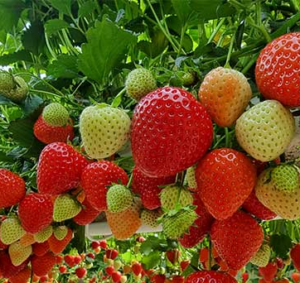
[208,18,226,44]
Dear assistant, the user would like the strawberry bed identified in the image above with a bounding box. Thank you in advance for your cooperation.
[0,1,300,283]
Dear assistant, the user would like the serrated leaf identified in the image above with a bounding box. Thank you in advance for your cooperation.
[78,17,136,85]
[22,21,45,55]
[171,0,193,25]
[0,0,25,31]
[78,0,97,18]
[270,234,293,258]
[49,0,72,15]
[20,95,44,118]
[45,19,69,36]
[47,55,78,79]
[0,50,32,66]
[141,251,161,269]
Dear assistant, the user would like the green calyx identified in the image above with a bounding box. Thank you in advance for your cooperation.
[271,164,299,192]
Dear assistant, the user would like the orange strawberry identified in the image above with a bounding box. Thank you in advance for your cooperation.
[73,198,100,225]
[198,67,252,127]
[31,252,56,277]
[9,266,31,283]
[20,233,35,247]
[47,228,73,254]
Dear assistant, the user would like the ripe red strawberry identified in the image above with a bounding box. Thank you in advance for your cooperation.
[199,67,252,127]
[132,262,142,275]
[99,240,107,249]
[112,271,122,283]
[292,272,300,283]
[185,271,237,282]
[0,169,25,208]
[242,191,277,220]
[258,262,277,282]
[31,251,56,276]
[105,266,115,275]
[48,228,72,254]
[150,274,166,283]
[131,86,213,178]
[211,210,263,270]
[0,250,28,278]
[179,194,214,248]
[75,267,87,278]
[255,32,300,107]
[18,193,53,234]
[74,255,81,264]
[9,266,31,283]
[131,166,175,209]
[73,198,99,225]
[106,249,118,260]
[33,242,49,257]
[196,148,256,220]
[59,265,67,273]
[171,275,184,283]
[166,249,180,265]
[81,161,128,211]
[64,255,75,267]
[37,142,89,195]
[180,260,190,272]
[242,272,249,282]
[291,244,300,271]
[34,115,74,144]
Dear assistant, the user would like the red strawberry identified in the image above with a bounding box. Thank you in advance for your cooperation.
[180,260,190,272]
[242,272,249,282]
[151,274,166,283]
[131,86,213,178]
[18,193,53,234]
[106,249,118,260]
[131,167,175,209]
[112,271,122,283]
[75,267,87,279]
[9,266,31,283]
[291,244,300,271]
[34,115,74,144]
[0,250,28,278]
[199,248,209,263]
[37,142,89,195]
[59,265,67,273]
[292,272,300,283]
[171,275,184,283]
[258,262,277,282]
[179,194,214,248]
[64,255,75,267]
[196,148,257,220]
[81,161,128,211]
[185,271,237,282]
[55,255,63,264]
[73,198,99,225]
[255,32,300,107]
[31,252,56,276]
[242,191,277,220]
[166,249,180,265]
[132,262,142,275]
[0,169,25,208]
[32,242,49,257]
[105,266,115,275]
[74,255,81,264]
[99,240,107,249]
[91,241,100,250]
[211,210,263,270]
[48,228,72,254]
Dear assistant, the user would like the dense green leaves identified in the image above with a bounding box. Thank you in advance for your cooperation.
[270,234,293,258]
[0,0,25,31]
[45,19,70,36]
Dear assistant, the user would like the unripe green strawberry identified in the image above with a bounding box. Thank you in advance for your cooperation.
[250,244,271,267]
[125,68,157,101]
[107,185,132,213]
[236,100,295,162]
[182,72,195,86]
[141,209,161,228]
[0,71,14,94]
[162,208,197,239]
[9,76,28,102]
[79,104,131,159]
[9,240,32,266]
[271,164,299,192]
[0,217,25,245]
[53,226,68,240]
[42,103,69,126]
[256,168,300,220]
[160,185,193,211]
[184,166,197,190]
[34,225,53,243]
[53,194,82,222]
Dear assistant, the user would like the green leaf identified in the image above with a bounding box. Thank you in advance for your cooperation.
[45,19,69,36]
[270,234,293,258]
[141,251,161,270]
[0,94,17,106]
[47,55,78,79]
[171,0,193,25]
[78,17,136,85]
[20,95,44,118]
[0,0,25,31]
[9,118,35,148]
[22,21,45,55]
[49,0,72,15]
[0,151,14,162]
[140,236,168,255]
[78,0,97,18]
[189,0,236,20]
[0,50,32,66]
[0,30,6,43]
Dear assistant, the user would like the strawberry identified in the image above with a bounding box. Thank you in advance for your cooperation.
[31,251,56,276]
[131,86,213,178]
[48,228,72,254]
[131,166,175,209]
[236,100,295,162]
[185,271,237,283]
[0,74,28,102]
[42,103,69,127]
[106,249,118,260]
[198,67,252,127]
[79,104,131,159]
[196,148,256,220]
[37,142,89,195]
[132,262,142,275]
[0,216,25,245]
[184,166,197,191]
[105,265,115,275]
[75,267,87,279]
[0,71,14,94]
[180,260,190,272]
[255,32,300,107]
[53,226,68,240]
[81,161,128,211]
[242,273,249,283]
[73,198,99,225]
[33,225,53,243]
[0,250,28,278]
[106,198,142,240]
[0,169,25,209]
[171,275,184,283]
[112,271,122,283]
[74,255,82,264]
[107,185,133,213]
[255,168,300,220]
[9,266,31,283]
[179,194,214,248]
[8,240,32,266]
[34,115,74,144]
[258,262,277,282]
[242,191,277,220]
[292,272,300,283]
[250,244,271,267]
[271,164,298,192]
[211,210,263,270]
[59,265,67,273]
[141,209,161,227]
[151,274,166,283]
[32,242,49,257]
[291,244,300,271]
[199,248,209,263]
[64,254,75,267]
[160,185,193,211]
[18,193,53,234]
[53,194,82,222]
[19,233,35,247]
[99,240,107,249]
[125,68,157,101]
[166,249,180,265]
